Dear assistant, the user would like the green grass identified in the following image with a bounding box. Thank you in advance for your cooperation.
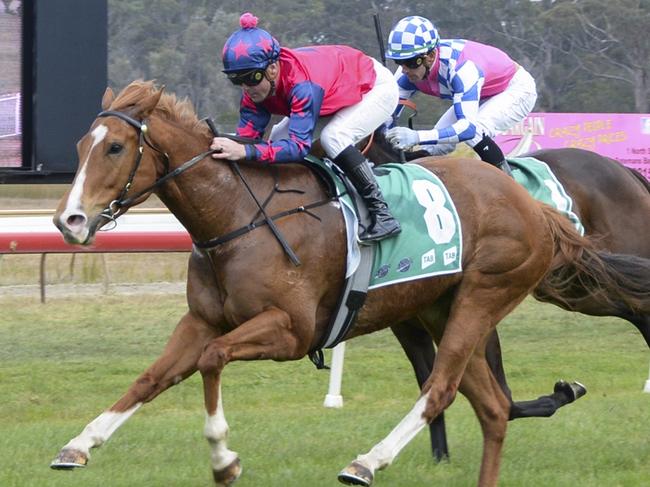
[0,252,190,286]
[0,295,648,487]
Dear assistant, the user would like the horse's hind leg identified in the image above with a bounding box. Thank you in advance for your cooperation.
[338,393,431,486]
[455,347,511,485]
[390,320,449,461]
[396,319,586,428]
[50,312,216,469]
[337,332,511,487]
[625,313,650,348]
[391,322,514,462]
[340,296,521,486]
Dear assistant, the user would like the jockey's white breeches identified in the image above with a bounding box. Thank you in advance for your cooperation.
[424,67,537,156]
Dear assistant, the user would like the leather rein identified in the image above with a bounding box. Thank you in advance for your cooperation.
[95,110,335,266]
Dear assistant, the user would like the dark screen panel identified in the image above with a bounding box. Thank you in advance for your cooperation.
[33,0,107,175]
[0,0,106,183]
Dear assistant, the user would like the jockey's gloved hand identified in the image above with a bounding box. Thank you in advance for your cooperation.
[386,127,420,150]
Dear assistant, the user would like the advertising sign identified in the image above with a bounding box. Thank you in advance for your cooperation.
[495,113,650,180]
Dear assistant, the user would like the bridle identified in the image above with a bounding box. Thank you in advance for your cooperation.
[96,110,215,223]
[92,110,334,266]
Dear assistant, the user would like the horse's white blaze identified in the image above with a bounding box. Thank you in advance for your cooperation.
[352,394,428,472]
[63,403,142,454]
[59,125,108,229]
[204,387,238,471]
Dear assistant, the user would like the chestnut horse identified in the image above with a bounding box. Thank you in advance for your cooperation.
[367,132,650,458]
[50,81,650,487]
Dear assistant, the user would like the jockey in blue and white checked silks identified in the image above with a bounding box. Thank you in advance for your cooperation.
[384,15,537,175]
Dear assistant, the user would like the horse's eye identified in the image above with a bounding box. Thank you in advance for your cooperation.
[108,143,123,155]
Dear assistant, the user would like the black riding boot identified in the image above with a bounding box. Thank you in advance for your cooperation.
[472,135,513,177]
[334,146,401,243]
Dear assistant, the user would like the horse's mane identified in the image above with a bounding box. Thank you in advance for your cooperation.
[110,80,210,137]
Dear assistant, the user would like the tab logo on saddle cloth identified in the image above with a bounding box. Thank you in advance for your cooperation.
[368,163,463,289]
[421,248,436,269]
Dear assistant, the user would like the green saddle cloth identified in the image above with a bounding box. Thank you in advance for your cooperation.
[304,156,463,290]
[508,157,585,235]
[303,155,583,291]
[369,163,463,289]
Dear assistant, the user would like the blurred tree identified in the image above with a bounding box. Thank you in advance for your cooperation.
[107,0,650,127]
[543,0,650,112]
[109,1,241,126]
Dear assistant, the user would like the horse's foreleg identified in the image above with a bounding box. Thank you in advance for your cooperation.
[509,380,587,419]
[484,324,588,419]
[197,306,310,486]
[202,377,241,487]
[51,312,216,470]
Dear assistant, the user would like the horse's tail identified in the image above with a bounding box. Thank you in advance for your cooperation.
[534,204,650,318]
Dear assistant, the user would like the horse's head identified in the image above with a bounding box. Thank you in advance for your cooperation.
[53,81,165,245]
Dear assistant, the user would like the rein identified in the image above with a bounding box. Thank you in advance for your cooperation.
[202,118,307,265]
[95,110,335,266]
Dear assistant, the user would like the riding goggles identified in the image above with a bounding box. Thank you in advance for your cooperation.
[394,56,425,69]
[227,69,266,86]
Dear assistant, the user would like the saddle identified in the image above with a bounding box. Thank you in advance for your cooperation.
[202,121,464,368]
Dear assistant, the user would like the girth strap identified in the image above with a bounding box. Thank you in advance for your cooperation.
[307,171,376,369]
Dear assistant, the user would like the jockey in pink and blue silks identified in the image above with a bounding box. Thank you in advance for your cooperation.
[384,16,538,175]
[211,13,401,243]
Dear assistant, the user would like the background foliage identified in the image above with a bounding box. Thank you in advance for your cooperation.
[107,0,650,129]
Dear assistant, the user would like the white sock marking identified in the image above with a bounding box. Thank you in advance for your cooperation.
[204,386,238,471]
[64,403,142,454]
[355,394,429,472]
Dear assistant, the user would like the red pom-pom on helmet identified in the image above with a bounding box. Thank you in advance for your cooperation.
[239,12,258,29]
[222,12,280,73]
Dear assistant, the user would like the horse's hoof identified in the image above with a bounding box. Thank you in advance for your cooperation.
[212,457,242,486]
[50,448,88,469]
[554,380,587,403]
[338,461,374,486]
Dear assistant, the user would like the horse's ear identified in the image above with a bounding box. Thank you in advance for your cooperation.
[101,87,115,110]
[137,86,165,118]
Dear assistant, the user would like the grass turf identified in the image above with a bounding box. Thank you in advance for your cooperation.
[0,294,648,487]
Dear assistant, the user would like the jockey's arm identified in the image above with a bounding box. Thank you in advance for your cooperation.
[417,62,481,146]
[237,93,272,140]
[211,94,271,161]
[245,82,323,163]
